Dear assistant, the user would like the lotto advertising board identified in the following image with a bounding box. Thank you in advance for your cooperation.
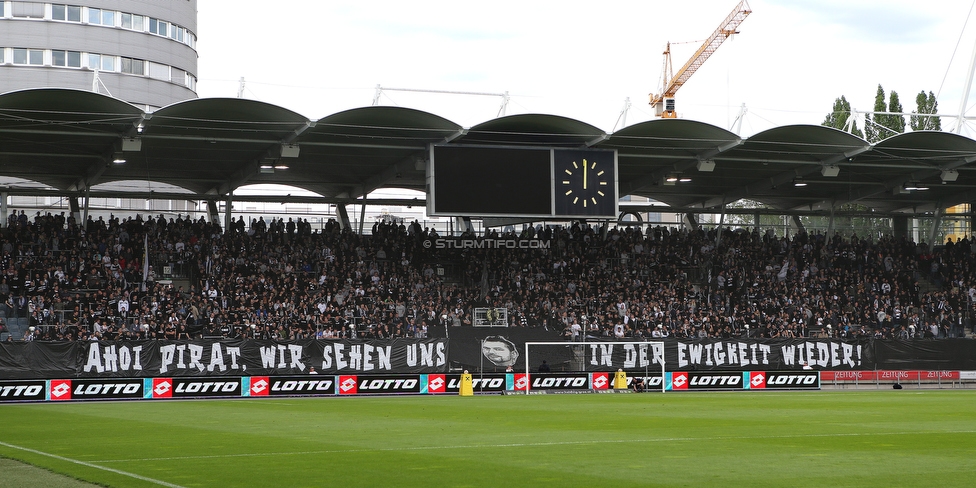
[0,380,47,401]
[49,378,145,401]
[148,378,243,399]
[747,371,820,389]
[245,376,336,397]
[337,375,422,395]
[667,371,820,391]
[423,373,508,394]
[0,371,821,402]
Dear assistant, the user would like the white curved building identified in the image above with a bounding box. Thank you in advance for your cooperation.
[0,0,197,110]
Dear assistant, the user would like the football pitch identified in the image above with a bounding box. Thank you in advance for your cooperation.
[1,391,974,487]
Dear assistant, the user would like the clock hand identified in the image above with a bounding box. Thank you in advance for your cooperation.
[583,159,587,190]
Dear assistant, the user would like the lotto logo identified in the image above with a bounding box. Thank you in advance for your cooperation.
[339,376,358,395]
[152,378,172,398]
[750,372,766,389]
[671,373,688,390]
[592,373,609,390]
[514,374,529,391]
[50,380,72,400]
[250,377,270,396]
[428,375,445,393]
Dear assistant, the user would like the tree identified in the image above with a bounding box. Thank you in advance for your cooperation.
[886,91,905,134]
[822,95,864,138]
[865,85,905,142]
[911,90,941,131]
[864,85,886,143]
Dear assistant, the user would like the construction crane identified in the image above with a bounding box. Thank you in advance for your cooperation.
[649,1,751,118]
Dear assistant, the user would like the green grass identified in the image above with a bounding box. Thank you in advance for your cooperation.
[1,391,975,487]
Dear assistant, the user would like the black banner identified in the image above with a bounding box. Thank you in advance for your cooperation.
[441,330,878,373]
[671,338,873,371]
[443,326,569,372]
[3,337,976,379]
[0,338,448,379]
[874,339,976,371]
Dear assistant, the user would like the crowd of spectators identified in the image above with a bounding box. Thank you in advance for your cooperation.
[1,208,973,343]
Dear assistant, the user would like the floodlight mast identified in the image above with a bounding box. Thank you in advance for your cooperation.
[649,1,751,118]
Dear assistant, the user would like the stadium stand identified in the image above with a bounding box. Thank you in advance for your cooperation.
[0,209,972,343]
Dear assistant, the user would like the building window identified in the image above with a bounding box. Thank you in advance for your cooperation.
[148,62,169,81]
[120,57,145,75]
[172,68,187,86]
[52,4,82,22]
[121,13,145,31]
[13,48,43,65]
[88,53,114,71]
[52,50,82,68]
[11,2,45,19]
[88,8,114,26]
[149,18,169,37]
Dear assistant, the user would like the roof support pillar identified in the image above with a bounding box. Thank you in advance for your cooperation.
[754,211,760,232]
[69,197,81,227]
[893,215,909,242]
[928,207,945,248]
[715,205,726,246]
[790,215,805,234]
[455,217,474,235]
[826,206,835,237]
[335,204,351,231]
[207,199,223,229]
[682,212,699,232]
[358,195,367,235]
[82,188,91,227]
[0,192,7,228]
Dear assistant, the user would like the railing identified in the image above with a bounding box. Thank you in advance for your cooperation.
[474,307,508,327]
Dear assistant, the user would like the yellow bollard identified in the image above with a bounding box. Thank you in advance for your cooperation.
[613,368,628,390]
[460,370,474,396]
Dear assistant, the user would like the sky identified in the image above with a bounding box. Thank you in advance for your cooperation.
[195,0,976,138]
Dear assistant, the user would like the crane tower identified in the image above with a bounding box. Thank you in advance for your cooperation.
[649,1,751,118]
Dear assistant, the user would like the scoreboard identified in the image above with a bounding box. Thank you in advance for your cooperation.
[427,144,618,218]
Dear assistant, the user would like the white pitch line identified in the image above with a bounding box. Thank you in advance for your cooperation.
[0,441,186,488]
[93,429,976,464]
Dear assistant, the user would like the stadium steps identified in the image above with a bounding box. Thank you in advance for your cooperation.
[915,276,975,337]
[5,317,27,341]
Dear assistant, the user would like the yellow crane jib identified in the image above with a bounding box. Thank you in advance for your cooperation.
[649,0,751,118]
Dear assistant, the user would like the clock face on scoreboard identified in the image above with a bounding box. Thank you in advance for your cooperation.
[553,149,617,218]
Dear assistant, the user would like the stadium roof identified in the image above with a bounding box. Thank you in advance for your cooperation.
[1,87,975,218]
